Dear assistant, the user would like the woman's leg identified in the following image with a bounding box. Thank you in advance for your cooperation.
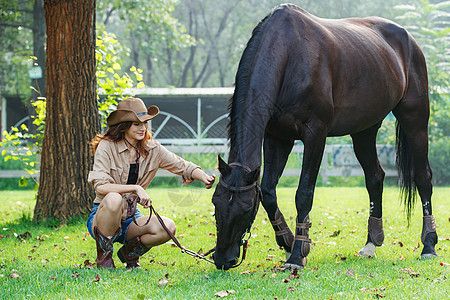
[117,214,176,268]
[92,192,123,268]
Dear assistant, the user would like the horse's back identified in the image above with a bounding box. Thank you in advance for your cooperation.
[261,4,425,136]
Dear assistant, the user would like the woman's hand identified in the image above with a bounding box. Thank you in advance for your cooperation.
[192,168,216,189]
[135,185,152,208]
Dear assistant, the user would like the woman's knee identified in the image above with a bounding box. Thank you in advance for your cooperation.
[101,192,123,213]
[161,217,176,235]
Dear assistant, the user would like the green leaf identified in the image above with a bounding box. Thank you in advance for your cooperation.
[18,177,28,187]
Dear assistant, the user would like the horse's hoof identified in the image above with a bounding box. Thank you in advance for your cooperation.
[284,257,306,270]
[285,251,292,261]
[421,252,438,259]
[357,242,376,258]
[284,262,305,270]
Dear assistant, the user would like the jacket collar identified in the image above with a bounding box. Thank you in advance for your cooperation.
[118,139,157,153]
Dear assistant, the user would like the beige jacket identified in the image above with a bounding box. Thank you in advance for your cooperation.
[88,138,200,204]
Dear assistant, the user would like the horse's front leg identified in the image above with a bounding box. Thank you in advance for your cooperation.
[261,134,295,257]
[285,129,327,270]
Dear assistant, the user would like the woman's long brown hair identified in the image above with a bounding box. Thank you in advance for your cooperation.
[90,121,152,157]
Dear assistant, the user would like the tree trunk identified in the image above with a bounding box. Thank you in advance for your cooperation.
[34,0,99,221]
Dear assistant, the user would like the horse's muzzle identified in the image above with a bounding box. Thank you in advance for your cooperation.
[212,252,238,270]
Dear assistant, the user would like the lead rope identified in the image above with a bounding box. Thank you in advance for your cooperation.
[150,205,216,264]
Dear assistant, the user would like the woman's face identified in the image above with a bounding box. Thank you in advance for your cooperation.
[125,121,148,143]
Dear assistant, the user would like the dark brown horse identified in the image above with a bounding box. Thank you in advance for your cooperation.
[211,4,438,270]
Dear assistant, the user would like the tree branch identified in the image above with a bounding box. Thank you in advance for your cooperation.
[0,22,33,30]
[1,8,34,13]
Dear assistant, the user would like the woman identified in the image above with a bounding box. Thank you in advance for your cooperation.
[87,97,215,269]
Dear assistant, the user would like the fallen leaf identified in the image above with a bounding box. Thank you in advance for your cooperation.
[41,259,49,263]
[401,268,420,277]
[91,274,100,282]
[214,290,229,297]
[398,241,404,247]
[374,293,385,298]
[17,231,32,240]
[84,260,95,268]
[282,278,290,283]
[346,269,355,277]
[9,272,20,278]
[433,275,447,282]
[290,269,300,279]
[288,287,296,291]
[158,278,169,287]
[330,230,341,237]
[240,270,254,275]
[72,272,80,278]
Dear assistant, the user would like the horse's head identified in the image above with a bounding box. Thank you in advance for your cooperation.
[211,156,261,270]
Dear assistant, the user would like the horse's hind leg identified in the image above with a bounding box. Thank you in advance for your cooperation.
[393,73,438,258]
[351,123,385,257]
[261,133,295,257]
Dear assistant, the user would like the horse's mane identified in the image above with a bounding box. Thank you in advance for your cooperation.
[227,12,273,152]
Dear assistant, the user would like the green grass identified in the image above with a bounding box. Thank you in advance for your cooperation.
[0,187,449,299]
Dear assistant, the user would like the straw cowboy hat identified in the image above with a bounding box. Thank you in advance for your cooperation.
[107,97,159,126]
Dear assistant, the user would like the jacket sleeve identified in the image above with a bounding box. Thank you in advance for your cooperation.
[155,142,200,185]
[88,140,116,190]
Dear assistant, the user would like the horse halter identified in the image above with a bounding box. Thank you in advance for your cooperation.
[216,162,262,268]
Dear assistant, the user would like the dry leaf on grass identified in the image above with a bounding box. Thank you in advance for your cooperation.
[157,278,169,287]
[91,274,100,282]
[346,269,355,277]
[433,275,447,282]
[214,290,235,297]
[329,230,341,237]
[401,268,420,277]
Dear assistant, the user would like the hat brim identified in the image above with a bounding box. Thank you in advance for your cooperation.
[107,105,159,126]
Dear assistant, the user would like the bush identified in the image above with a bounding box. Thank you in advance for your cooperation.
[429,137,450,186]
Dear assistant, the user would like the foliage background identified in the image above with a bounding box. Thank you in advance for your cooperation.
[0,0,449,187]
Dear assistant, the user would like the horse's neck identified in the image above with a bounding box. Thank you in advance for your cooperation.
[228,107,268,170]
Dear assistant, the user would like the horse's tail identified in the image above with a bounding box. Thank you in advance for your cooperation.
[395,121,417,223]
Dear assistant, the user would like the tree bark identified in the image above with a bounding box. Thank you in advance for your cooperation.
[34,0,99,221]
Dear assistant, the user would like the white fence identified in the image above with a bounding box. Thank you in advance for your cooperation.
[0,144,397,185]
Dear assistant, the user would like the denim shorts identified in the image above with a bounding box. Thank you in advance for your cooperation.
[86,204,144,244]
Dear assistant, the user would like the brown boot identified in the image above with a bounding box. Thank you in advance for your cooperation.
[94,226,121,269]
[117,236,150,268]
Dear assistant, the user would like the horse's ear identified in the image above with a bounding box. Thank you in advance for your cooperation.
[246,166,261,183]
[217,155,231,176]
